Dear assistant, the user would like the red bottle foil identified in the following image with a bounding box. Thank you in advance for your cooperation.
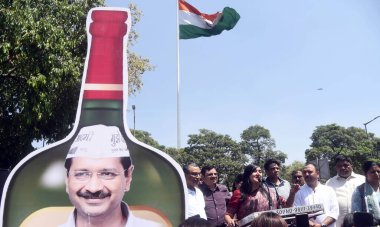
[84,10,128,100]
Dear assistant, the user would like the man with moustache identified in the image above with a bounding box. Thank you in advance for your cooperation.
[294,163,339,227]
[60,125,160,227]
[183,163,207,219]
[291,170,305,186]
[199,166,229,227]
[326,155,365,227]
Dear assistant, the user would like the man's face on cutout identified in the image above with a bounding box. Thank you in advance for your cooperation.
[65,157,133,219]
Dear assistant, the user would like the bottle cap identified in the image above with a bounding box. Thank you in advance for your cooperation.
[66,124,130,159]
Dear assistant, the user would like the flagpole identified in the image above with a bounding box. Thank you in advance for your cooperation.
[176,0,181,149]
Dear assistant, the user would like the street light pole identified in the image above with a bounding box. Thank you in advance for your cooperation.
[363,115,380,136]
[132,105,136,135]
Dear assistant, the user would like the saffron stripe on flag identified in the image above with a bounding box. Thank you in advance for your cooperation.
[179,3,240,40]
[179,0,220,23]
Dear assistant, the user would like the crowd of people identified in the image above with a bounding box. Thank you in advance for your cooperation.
[182,156,380,227]
[13,124,377,227]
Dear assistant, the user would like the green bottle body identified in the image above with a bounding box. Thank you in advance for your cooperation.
[1,8,185,227]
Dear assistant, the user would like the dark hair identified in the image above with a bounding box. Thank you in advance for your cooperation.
[334,154,352,165]
[250,212,287,227]
[304,162,318,172]
[178,215,211,227]
[362,161,380,174]
[240,164,261,195]
[232,173,244,191]
[64,157,132,177]
[201,165,216,176]
[291,170,302,178]
[182,163,199,174]
[264,159,281,171]
[342,213,354,227]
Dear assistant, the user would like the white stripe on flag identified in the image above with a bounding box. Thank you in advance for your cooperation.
[179,10,213,29]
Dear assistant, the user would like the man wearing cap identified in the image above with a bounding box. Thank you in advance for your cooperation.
[60,124,161,227]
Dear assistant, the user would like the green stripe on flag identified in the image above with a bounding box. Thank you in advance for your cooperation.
[180,7,240,39]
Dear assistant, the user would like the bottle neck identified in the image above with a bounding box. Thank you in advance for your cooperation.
[78,100,124,128]
[77,10,129,128]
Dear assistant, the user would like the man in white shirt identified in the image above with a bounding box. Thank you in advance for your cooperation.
[294,163,339,227]
[326,155,365,227]
[183,163,207,219]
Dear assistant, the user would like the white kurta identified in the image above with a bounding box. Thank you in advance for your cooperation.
[326,172,365,227]
[186,187,207,219]
[294,183,339,227]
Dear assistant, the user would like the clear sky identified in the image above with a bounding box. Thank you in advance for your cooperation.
[106,0,380,164]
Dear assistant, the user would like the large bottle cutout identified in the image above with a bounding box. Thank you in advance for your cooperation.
[0,7,186,227]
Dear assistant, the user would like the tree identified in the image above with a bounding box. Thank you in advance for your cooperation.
[131,129,165,151]
[240,125,287,167]
[0,1,154,169]
[305,124,379,174]
[163,147,189,166]
[184,129,247,188]
[131,129,187,165]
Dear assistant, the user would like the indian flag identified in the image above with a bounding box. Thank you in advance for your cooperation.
[179,0,240,39]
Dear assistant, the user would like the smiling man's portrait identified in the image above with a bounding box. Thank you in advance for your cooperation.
[61,124,161,227]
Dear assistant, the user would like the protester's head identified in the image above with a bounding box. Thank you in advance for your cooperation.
[250,212,287,227]
[241,164,262,194]
[64,125,133,219]
[334,154,353,178]
[362,161,380,186]
[302,162,319,188]
[183,163,201,189]
[232,173,244,192]
[264,159,281,180]
[178,215,212,227]
[291,170,305,186]
[201,166,218,188]
[342,213,355,227]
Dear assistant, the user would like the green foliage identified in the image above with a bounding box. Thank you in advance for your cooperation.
[240,125,287,167]
[127,3,154,95]
[184,129,247,188]
[131,129,188,165]
[131,129,165,150]
[305,124,380,174]
[0,1,153,169]
[130,123,380,187]
[163,147,189,165]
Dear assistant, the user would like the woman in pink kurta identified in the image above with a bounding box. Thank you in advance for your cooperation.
[224,164,286,226]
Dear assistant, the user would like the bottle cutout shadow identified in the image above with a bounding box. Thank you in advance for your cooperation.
[0,7,186,227]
